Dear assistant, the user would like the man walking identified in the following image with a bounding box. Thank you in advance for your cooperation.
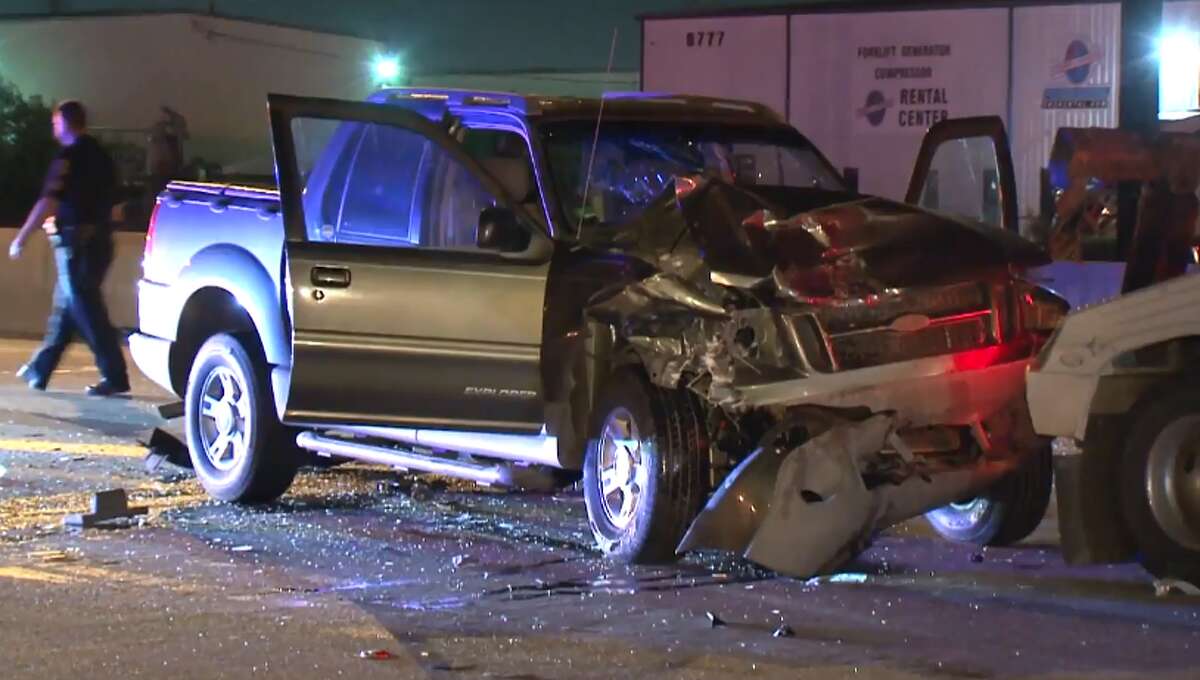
[8,100,130,396]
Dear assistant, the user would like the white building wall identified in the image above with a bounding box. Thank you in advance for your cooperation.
[643,15,789,116]
[0,13,382,175]
[409,71,640,97]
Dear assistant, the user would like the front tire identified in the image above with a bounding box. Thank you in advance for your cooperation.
[184,333,298,503]
[583,369,708,563]
[1122,386,1200,583]
[925,442,1053,546]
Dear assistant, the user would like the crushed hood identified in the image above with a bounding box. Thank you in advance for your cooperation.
[627,179,1049,298]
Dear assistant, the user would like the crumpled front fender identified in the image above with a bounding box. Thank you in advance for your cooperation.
[678,414,894,577]
[677,404,1035,578]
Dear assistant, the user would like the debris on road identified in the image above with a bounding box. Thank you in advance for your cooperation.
[141,428,193,472]
[772,623,796,638]
[680,416,896,577]
[805,572,870,587]
[157,401,185,420]
[358,649,395,661]
[28,549,78,563]
[1154,579,1200,597]
[970,552,985,563]
[705,611,726,628]
[63,489,149,528]
[451,554,476,569]
[229,545,254,553]
[377,479,411,495]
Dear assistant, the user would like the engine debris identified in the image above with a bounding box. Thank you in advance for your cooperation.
[63,489,149,528]
[142,428,192,473]
[358,649,395,661]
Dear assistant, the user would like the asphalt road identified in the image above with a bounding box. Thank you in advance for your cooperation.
[0,339,1196,679]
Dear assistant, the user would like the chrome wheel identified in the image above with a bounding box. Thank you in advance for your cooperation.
[1146,415,1200,551]
[949,497,990,519]
[197,365,253,472]
[597,407,652,530]
[927,497,991,531]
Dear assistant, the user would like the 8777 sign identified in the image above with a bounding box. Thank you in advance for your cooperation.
[686,31,725,47]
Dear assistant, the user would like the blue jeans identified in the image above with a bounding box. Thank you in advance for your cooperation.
[27,231,128,387]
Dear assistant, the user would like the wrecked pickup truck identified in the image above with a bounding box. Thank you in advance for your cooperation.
[130,90,1063,576]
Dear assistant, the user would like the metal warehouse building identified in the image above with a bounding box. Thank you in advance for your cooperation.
[641,1,1198,240]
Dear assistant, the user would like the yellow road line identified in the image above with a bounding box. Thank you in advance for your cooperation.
[0,439,147,458]
[0,566,76,584]
[0,563,198,591]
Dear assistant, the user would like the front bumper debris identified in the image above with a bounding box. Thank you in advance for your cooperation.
[679,399,1039,578]
[679,414,895,576]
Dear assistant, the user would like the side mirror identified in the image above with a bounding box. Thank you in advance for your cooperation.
[843,167,859,194]
[476,206,529,252]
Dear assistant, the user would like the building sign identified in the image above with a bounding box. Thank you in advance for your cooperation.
[854,42,954,130]
[788,8,1008,199]
[848,23,1000,135]
[853,42,955,131]
[1042,38,1112,109]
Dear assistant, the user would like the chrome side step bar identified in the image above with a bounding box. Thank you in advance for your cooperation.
[338,426,561,467]
[295,432,514,487]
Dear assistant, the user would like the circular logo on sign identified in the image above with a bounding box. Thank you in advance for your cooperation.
[859,90,890,127]
[1055,39,1102,84]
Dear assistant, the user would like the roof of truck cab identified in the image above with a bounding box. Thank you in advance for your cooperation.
[368,88,786,126]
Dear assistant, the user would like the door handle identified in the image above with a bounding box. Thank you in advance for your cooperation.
[311,266,351,288]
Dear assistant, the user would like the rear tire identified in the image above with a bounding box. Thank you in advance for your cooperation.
[583,369,708,563]
[184,333,298,503]
[1121,386,1200,583]
[925,441,1053,546]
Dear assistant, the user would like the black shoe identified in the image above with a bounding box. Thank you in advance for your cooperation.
[86,380,130,397]
[16,364,47,391]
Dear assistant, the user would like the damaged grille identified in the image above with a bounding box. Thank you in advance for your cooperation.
[792,283,1000,371]
[830,313,992,369]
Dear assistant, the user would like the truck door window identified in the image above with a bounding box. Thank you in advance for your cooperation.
[913,136,1003,229]
[421,155,504,249]
[317,124,363,234]
[291,118,364,241]
[462,128,544,223]
[337,123,430,246]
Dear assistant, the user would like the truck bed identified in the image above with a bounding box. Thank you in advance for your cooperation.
[139,180,287,342]
[165,180,280,203]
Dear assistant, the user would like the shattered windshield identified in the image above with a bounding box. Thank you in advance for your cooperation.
[540,121,845,234]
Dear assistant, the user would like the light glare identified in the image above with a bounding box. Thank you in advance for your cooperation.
[1158,29,1200,117]
[372,55,402,84]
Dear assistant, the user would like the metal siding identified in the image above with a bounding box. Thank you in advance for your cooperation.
[643,15,790,116]
[1011,3,1122,237]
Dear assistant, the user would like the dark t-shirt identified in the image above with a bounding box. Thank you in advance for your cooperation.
[41,135,116,228]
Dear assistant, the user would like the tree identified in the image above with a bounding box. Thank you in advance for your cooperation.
[0,79,55,223]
